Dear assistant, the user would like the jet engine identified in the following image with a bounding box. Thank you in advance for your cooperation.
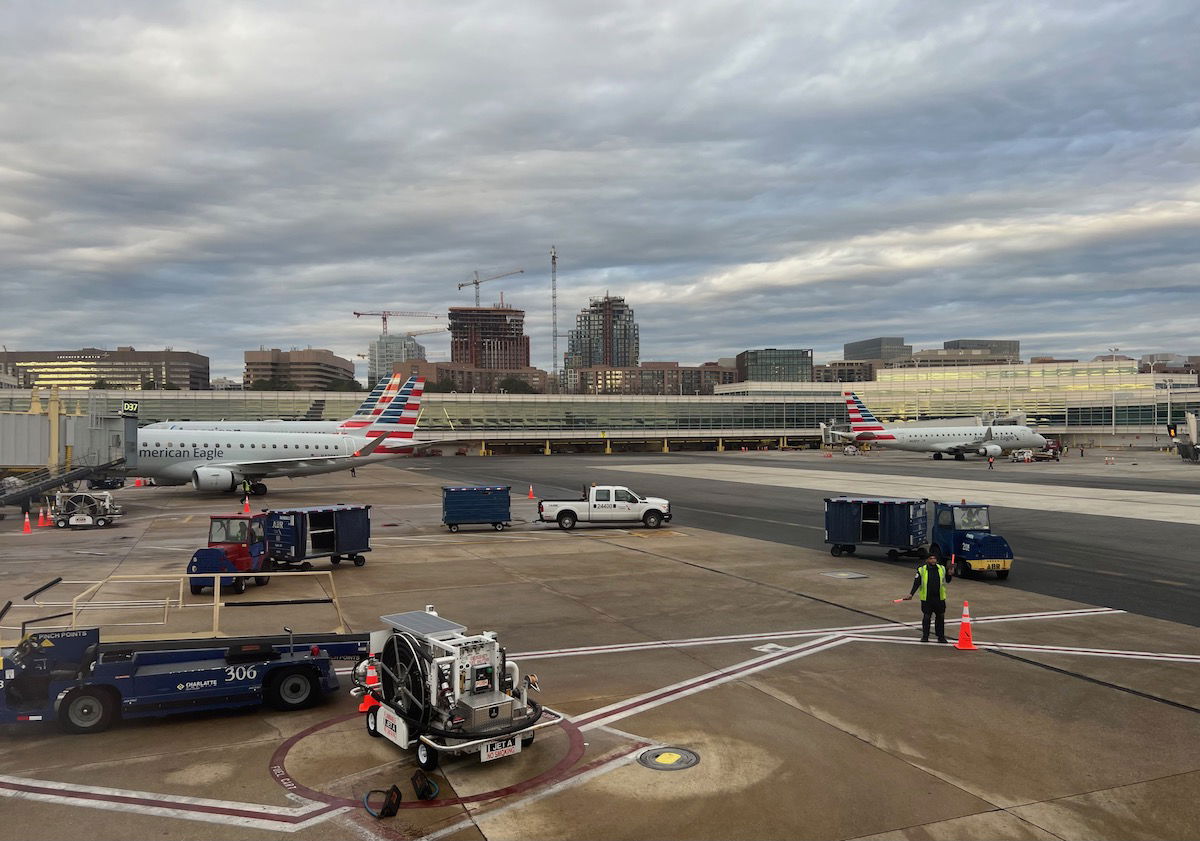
[977,444,1003,458]
[191,467,239,492]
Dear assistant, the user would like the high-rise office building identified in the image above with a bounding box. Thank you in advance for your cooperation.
[449,306,530,369]
[367,334,427,385]
[6,347,210,390]
[843,337,912,363]
[564,296,639,390]
[944,339,1020,360]
[243,348,357,390]
[735,349,813,382]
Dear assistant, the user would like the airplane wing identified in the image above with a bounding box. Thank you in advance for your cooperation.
[210,434,389,475]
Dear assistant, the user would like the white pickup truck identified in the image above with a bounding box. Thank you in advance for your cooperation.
[538,485,672,530]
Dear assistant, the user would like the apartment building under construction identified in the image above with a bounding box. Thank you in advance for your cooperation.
[448,305,530,369]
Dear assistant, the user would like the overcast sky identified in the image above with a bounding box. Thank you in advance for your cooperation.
[2,1,1197,380]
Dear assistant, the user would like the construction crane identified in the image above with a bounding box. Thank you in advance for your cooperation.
[458,268,524,307]
[403,327,449,337]
[352,311,441,335]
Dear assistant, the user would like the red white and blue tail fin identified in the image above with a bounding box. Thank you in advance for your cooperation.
[844,392,893,439]
[358,377,427,454]
[339,375,418,430]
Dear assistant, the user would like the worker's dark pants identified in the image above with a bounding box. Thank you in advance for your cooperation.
[921,599,946,639]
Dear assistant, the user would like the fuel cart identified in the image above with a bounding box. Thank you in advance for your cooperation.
[351,607,563,771]
[441,486,511,532]
[824,496,929,561]
[265,504,372,569]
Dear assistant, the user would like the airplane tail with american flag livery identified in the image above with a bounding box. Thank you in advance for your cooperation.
[843,392,895,441]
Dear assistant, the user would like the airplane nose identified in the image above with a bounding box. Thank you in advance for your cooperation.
[1035,434,1047,447]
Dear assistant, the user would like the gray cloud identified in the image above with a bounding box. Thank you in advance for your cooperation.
[1,0,1197,378]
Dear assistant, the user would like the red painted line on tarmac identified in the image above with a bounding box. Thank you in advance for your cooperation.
[270,712,588,809]
[0,777,340,824]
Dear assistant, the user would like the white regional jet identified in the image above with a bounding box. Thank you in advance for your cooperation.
[145,373,416,433]
[130,377,431,495]
[826,392,1047,460]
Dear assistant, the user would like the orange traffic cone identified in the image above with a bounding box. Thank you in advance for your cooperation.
[242,497,251,514]
[955,600,978,650]
[358,662,381,712]
[37,507,47,528]
[527,484,534,500]
[22,512,32,534]
[134,478,143,487]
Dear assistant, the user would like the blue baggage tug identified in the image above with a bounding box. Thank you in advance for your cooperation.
[823,496,1015,578]
[442,486,512,532]
[0,613,369,734]
[824,496,929,561]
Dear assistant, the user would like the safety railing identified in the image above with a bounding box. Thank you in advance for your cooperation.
[0,570,348,646]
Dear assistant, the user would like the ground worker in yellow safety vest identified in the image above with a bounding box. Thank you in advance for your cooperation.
[902,551,950,643]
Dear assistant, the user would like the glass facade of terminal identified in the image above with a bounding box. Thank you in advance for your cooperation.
[1,360,1196,437]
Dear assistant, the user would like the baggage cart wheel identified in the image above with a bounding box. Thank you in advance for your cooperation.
[255,576,270,587]
[365,707,382,737]
[521,731,535,747]
[230,576,247,595]
[493,522,504,531]
[266,668,317,711]
[330,555,342,566]
[416,741,440,771]
[448,524,459,533]
[95,517,110,528]
[190,582,205,596]
[353,555,366,567]
[844,545,856,555]
[55,518,70,529]
[830,545,842,557]
[996,569,1010,580]
[59,687,117,734]
[887,549,899,562]
[300,562,313,571]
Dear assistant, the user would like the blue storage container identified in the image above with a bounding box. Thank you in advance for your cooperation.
[265,504,372,568]
[442,486,511,532]
[823,496,928,560]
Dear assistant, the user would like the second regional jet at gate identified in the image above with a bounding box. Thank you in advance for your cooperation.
[824,392,1047,460]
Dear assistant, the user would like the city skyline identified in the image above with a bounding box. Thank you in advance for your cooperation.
[1,3,1197,380]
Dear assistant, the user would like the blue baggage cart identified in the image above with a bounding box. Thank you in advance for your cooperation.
[265,504,372,569]
[824,496,928,560]
[442,486,511,532]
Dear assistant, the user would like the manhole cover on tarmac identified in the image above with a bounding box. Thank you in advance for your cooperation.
[638,747,700,771]
[821,570,869,579]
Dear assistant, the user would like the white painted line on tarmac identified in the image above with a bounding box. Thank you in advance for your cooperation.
[844,633,1200,663]
[576,635,850,731]
[606,463,1200,525]
[513,607,1124,660]
[0,774,345,832]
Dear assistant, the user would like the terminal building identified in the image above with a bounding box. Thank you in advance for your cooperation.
[0,361,1194,454]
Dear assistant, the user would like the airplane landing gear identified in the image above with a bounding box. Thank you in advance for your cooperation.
[250,482,268,496]
[954,453,966,461]
[932,453,943,460]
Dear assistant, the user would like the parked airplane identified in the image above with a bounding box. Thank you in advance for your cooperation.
[130,378,436,494]
[145,373,417,433]
[824,392,1047,460]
